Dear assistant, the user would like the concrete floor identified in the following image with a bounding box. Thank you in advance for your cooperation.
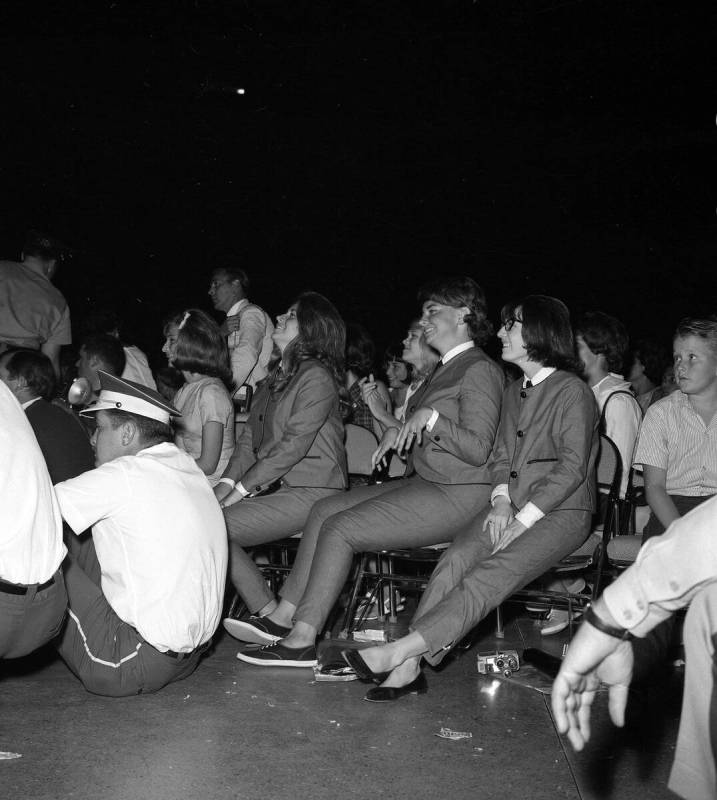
[1,607,681,800]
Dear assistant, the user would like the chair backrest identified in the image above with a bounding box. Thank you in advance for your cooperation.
[597,433,622,500]
[344,423,379,477]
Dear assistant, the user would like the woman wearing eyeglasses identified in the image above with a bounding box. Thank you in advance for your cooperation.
[342,295,599,701]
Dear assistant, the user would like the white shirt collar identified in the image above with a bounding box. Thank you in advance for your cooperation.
[21,396,42,410]
[226,298,248,317]
[523,366,556,387]
[441,341,474,365]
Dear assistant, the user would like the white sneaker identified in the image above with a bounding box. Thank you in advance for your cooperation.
[539,609,576,636]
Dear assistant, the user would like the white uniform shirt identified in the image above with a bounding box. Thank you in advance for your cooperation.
[55,443,228,653]
[0,382,66,583]
[604,493,717,636]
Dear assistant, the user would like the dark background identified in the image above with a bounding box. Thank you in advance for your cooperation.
[1,1,714,368]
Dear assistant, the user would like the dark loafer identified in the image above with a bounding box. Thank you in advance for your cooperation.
[364,672,428,702]
[341,648,391,684]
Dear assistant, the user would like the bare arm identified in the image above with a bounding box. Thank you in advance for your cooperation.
[195,421,224,476]
[643,464,680,529]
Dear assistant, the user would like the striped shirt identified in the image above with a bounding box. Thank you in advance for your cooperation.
[633,390,717,496]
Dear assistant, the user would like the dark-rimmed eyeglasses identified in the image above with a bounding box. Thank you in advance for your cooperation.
[503,317,522,331]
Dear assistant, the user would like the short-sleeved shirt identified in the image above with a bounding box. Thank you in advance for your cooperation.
[633,390,717,496]
[55,443,228,653]
[0,260,71,349]
[173,377,235,486]
[0,382,66,584]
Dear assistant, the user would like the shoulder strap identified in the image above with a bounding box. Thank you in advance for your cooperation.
[599,389,642,432]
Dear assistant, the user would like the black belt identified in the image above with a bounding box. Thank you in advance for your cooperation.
[160,648,195,660]
[0,576,55,596]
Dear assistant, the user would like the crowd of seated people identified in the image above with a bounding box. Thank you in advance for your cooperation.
[3,258,717,800]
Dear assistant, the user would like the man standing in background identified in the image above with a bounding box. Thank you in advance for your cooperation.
[0,230,72,378]
[208,266,273,399]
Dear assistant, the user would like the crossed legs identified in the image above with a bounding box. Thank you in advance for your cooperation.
[354,505,591,691]
[257,477,489,647]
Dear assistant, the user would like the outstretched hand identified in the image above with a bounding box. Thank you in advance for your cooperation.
[551,614,634,752]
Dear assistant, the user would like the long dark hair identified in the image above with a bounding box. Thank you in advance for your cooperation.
[501,295,581,372]
[269,292,346,394]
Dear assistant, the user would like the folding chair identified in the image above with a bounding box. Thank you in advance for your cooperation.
[497,432,622,637]
[225,423,380,620]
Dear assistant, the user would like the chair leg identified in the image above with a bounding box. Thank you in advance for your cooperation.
[339,553,370,638]
[386,556,398,624]
[495,604,505,639]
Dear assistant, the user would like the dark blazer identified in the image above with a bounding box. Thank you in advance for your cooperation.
[223,359,347,494]
[491,370,599,513]
[406,346,504,485]
[25,398,95,484]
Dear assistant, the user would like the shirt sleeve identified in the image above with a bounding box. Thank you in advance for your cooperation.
[228,305,267,389]
[603,496,717,636]
[633,404,669,469]
[45,303,72,347]
[197,382,233,426]
[54,461,128,535]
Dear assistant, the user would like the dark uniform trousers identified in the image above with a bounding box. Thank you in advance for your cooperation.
[57,544,204,697]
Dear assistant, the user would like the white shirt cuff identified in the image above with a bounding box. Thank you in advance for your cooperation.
[491,484,510,505]
[236,482,251,498]
[515,502,544,529]
[217,478,236,489]
[426,408,439,432]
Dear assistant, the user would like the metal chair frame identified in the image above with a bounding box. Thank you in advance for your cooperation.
[496,432,623,637]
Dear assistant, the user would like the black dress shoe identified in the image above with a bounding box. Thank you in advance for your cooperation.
[341,648,390,684]
[364,672,428,702]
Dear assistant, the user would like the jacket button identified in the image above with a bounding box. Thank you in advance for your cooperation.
[255,486,262,492]
[434,435,441,441]
[252,447,258,454]
[520,390,527,399]
[258,415,263,421]
[510,470,518,479]
[517,430,523,437]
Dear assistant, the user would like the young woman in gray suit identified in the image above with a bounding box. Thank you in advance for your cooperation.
[215,292,348,635]
[343,295,600,700]
[228,277,505,668]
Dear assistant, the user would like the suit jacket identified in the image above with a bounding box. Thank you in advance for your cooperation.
[491,371,599,514]
[25,398,95,484]
[223,359,347,494]
[406,346,504,485]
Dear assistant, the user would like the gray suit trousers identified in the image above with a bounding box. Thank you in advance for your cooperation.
[224,485,341,613]
[291,475,490,631]
[411,504,591,665]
